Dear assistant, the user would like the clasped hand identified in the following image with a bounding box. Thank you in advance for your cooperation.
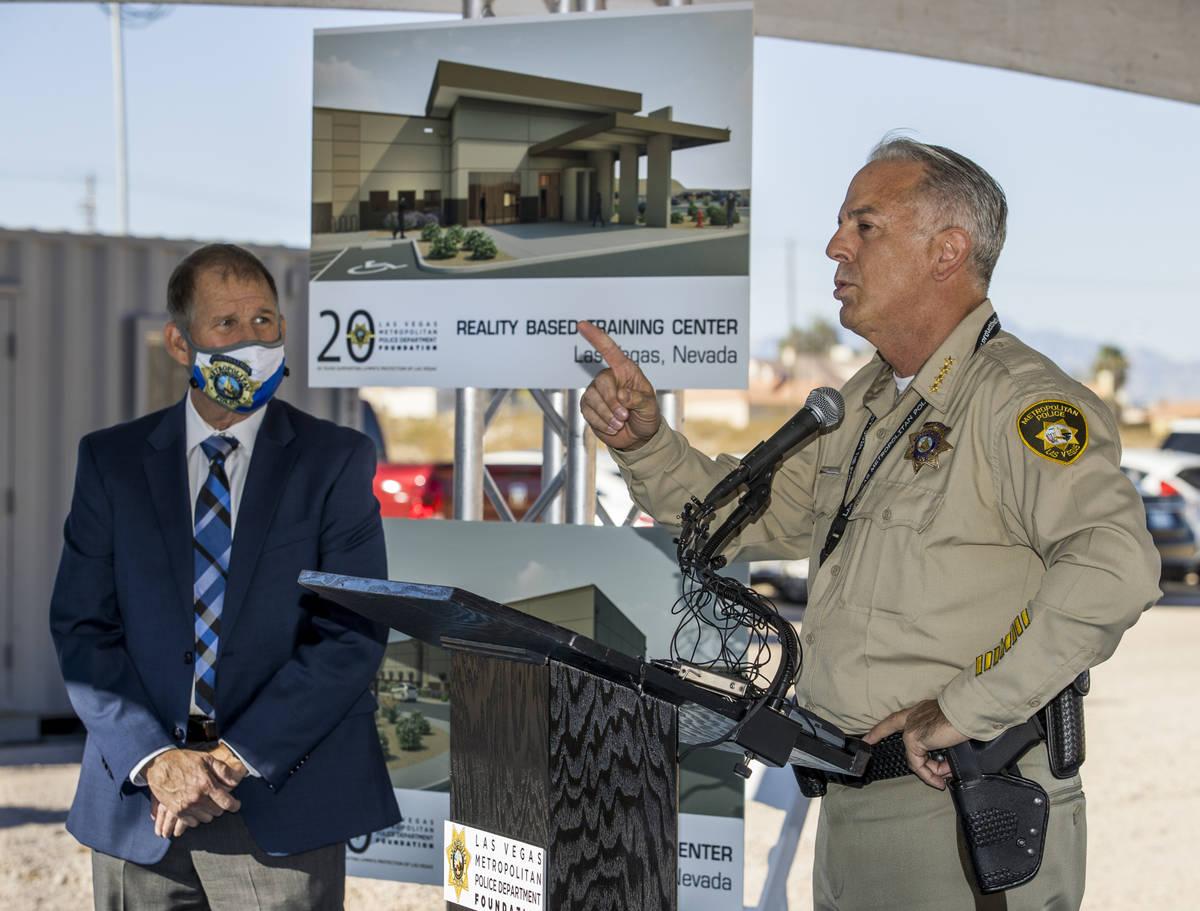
[144,744,248,838]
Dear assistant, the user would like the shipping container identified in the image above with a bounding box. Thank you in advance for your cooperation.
[0,228,357,730]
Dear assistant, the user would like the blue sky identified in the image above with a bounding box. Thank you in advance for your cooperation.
[1,2,1197,367]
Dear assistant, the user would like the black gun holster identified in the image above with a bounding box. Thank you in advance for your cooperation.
[946,724,1048,894]
[946,670,1089,893]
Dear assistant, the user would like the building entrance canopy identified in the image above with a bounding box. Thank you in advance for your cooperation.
[529,111,730,159]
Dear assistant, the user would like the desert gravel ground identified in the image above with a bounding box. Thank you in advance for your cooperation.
[3,604,1196,910]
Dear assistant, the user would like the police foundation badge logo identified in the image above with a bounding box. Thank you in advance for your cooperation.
[199,354,261,410]
[1017,400,1088,464]
[346,318,375,360]
[446,826,471,901]
[904,422,954,473]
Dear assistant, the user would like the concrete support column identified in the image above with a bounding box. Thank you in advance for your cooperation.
[645,133,672,228]
[645,106,673,229]
[618,143,639,225]
[563,168,580,222]
[589,149,614,225]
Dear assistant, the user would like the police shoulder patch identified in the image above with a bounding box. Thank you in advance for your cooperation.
[1016,399,1088,464]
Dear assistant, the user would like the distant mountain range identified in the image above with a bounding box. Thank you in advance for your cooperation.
[1006,323,1200,406]
[754,323,1200,406]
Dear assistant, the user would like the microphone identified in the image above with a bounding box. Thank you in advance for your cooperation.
[702,386,845,506]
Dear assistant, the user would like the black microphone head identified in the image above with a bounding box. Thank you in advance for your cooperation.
[805,386,845,429]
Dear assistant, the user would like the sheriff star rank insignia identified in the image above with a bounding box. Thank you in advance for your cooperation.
[1017,400,1088,464]
[904,422,954,473]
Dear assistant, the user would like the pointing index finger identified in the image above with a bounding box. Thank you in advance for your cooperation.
[578,320,631,370]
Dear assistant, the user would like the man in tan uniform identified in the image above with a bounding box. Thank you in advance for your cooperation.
[578,138,1160,909]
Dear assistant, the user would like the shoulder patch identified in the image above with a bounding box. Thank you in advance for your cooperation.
[1017,400,1088,464]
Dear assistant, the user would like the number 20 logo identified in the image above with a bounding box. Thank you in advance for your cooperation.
[318,309,375,363]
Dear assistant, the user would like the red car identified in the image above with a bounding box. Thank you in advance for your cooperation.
[373,460,541,521]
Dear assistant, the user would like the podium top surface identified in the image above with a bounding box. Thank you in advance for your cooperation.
[300,570,648,686]
[301,570,868,776]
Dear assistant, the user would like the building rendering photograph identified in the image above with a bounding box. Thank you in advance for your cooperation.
[310,8,751,282]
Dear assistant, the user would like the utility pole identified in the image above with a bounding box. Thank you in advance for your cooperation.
[109,3,129,234]
[103,3,169,235]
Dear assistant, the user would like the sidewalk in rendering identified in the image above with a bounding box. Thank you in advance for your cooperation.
[312,218,749,275]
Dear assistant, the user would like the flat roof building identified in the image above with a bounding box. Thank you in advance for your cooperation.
[313,60,731,233]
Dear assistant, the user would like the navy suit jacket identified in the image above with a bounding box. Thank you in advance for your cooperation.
[50,397,401,864]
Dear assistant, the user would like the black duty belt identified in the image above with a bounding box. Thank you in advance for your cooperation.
[794,731,911,796]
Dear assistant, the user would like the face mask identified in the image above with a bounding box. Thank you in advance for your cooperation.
[181,327,287,414]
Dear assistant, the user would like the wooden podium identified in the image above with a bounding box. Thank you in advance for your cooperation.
[301,571,866,910]
[451,651,677,909]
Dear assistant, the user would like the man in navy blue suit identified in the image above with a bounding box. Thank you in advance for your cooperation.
[50,243,399,909]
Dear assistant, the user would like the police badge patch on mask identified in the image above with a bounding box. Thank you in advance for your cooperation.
[1016,400,1088,464]
[182,329,287,414]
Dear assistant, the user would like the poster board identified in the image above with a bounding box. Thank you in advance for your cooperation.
[310,4,752,389]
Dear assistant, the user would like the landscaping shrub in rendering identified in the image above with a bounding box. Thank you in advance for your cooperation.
[428,232,459,259]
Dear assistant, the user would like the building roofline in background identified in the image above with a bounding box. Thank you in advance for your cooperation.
[424,59,643,119]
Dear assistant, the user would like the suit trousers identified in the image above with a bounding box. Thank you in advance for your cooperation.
[91,811,345,911]
[812,743,1086,910]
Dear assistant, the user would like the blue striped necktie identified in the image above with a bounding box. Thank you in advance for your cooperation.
[193,434,238,718]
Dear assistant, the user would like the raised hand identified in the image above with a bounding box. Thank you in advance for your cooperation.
[577,320,661,451]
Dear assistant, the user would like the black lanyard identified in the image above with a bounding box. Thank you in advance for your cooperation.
[818,314,1000,566]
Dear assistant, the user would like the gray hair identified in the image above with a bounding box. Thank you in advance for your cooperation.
[869,136,1007,289]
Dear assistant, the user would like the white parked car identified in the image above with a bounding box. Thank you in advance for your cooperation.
[391,682,418,702]
[1121,448,1200,582]
[1122,448,1200,540]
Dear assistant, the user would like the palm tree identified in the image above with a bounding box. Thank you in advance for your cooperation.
[1092,344,1129,398]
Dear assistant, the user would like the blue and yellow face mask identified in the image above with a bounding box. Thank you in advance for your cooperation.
[180,328,287,414]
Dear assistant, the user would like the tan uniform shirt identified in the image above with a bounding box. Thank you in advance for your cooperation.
[613,302,1160,740]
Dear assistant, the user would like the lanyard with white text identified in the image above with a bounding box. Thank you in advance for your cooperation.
[817,313,1001,567]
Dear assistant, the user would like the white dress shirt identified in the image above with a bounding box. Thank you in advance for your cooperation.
[131,395,267,784]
